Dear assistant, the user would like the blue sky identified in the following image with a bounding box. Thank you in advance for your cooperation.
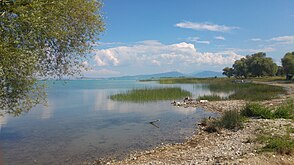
[84,0,294,77]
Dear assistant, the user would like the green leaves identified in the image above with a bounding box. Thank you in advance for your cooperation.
[226,52,278,78]
[282,52,294,75]
[0,0,104,115]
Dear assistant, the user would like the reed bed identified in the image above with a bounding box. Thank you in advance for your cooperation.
[110,87,191,102]
[159,78,286,101]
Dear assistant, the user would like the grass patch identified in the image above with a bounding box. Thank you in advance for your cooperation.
[197,94,224,101]
[240,99,294,119]
[110,87,191,102]
[203,110,244,132]
[241,103,273,119]
[159,78,286,101]
[217,110,244,130]
[273,99,294,119]
[257,135,294,155]
[250,76,286,82]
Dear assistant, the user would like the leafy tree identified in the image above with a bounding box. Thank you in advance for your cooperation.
[276,66,285,76]
[233,58,248,78]
[0,0,104,115]
[222,67,234,78]
[282,52,294,80]
[224,52,278,79]
[246,52,277,77]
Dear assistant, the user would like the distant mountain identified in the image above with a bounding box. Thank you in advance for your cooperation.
[109,71,186,80]
[190,71,224,78]
[108,70,224,80]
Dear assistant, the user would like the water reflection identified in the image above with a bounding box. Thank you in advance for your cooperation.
[0,80,220,165]
[0,116,7,133]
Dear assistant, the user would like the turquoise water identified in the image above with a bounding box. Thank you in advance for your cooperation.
[0,80,218,165]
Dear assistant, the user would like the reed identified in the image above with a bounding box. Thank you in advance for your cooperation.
[197,94,224,101]
[110,87,191,102]
[159,78,286,101]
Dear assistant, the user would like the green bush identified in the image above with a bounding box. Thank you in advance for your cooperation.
[218,110,244,130]
[241,103,273,119]
[273,99,294,119]
[258,135,294,155]
[204,110,244,132]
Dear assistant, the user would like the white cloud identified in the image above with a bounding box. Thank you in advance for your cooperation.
[187,37,210,44]
[136,40,162,45]
[175,21,239,32]
[215,36,226,40]
[196,40,210,44]
[270,35,294,44]
[226,47,275,53]
[250,38,262,41]
[93,49,120,66]
[151,60,161,66]
[94,55,107,66]
[92,41,243,69]
[91,42,124,47]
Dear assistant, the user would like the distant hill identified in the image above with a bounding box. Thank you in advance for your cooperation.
[190,71,224,78]
[109,71,186,80]
[108,70,224,80]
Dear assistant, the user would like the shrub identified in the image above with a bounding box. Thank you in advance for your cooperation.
[258,135,294,155]
[241,103,273,119]
[218,110,244,130]
[204,110,243,132]
[273,99,294,119]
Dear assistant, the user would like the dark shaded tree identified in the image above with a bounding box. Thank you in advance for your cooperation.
[233,58,248,78]
[222,67,234,78]
[282,52,294,80]
[276,66,285,76]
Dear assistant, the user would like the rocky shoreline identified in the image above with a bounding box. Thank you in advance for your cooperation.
[93,82,294,165]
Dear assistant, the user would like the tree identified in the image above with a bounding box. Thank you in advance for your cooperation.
[222,67,234,78]
[233,58,248,78]
[246,52,277,77]
[282,52,294,80]
[224,52,278,79]
[276,66,285,76]
[0,0,104,115]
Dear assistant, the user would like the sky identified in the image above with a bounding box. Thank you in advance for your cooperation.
[83,0,294,78]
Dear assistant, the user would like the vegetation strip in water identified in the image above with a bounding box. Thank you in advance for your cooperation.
[159,78,286,101]
[110,87,191,102]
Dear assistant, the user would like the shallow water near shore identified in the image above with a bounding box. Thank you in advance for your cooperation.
[0,80,220,165]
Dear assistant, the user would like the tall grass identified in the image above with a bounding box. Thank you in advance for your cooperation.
[197,94,224,101]
[257,134,294,155]
[110,87,191,102]
[241,103,273,119]
[274,99,294,119]
[204,110,244,132]
[159,78,286,101]
[240,99,294,119]
[218,110,244,130]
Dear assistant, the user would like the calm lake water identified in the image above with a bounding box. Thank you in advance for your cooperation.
[0,80,222,165]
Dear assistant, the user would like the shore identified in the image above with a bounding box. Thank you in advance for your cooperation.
[94,82,294,165]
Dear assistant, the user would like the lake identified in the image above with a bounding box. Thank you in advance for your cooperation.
[0,80,220,165]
